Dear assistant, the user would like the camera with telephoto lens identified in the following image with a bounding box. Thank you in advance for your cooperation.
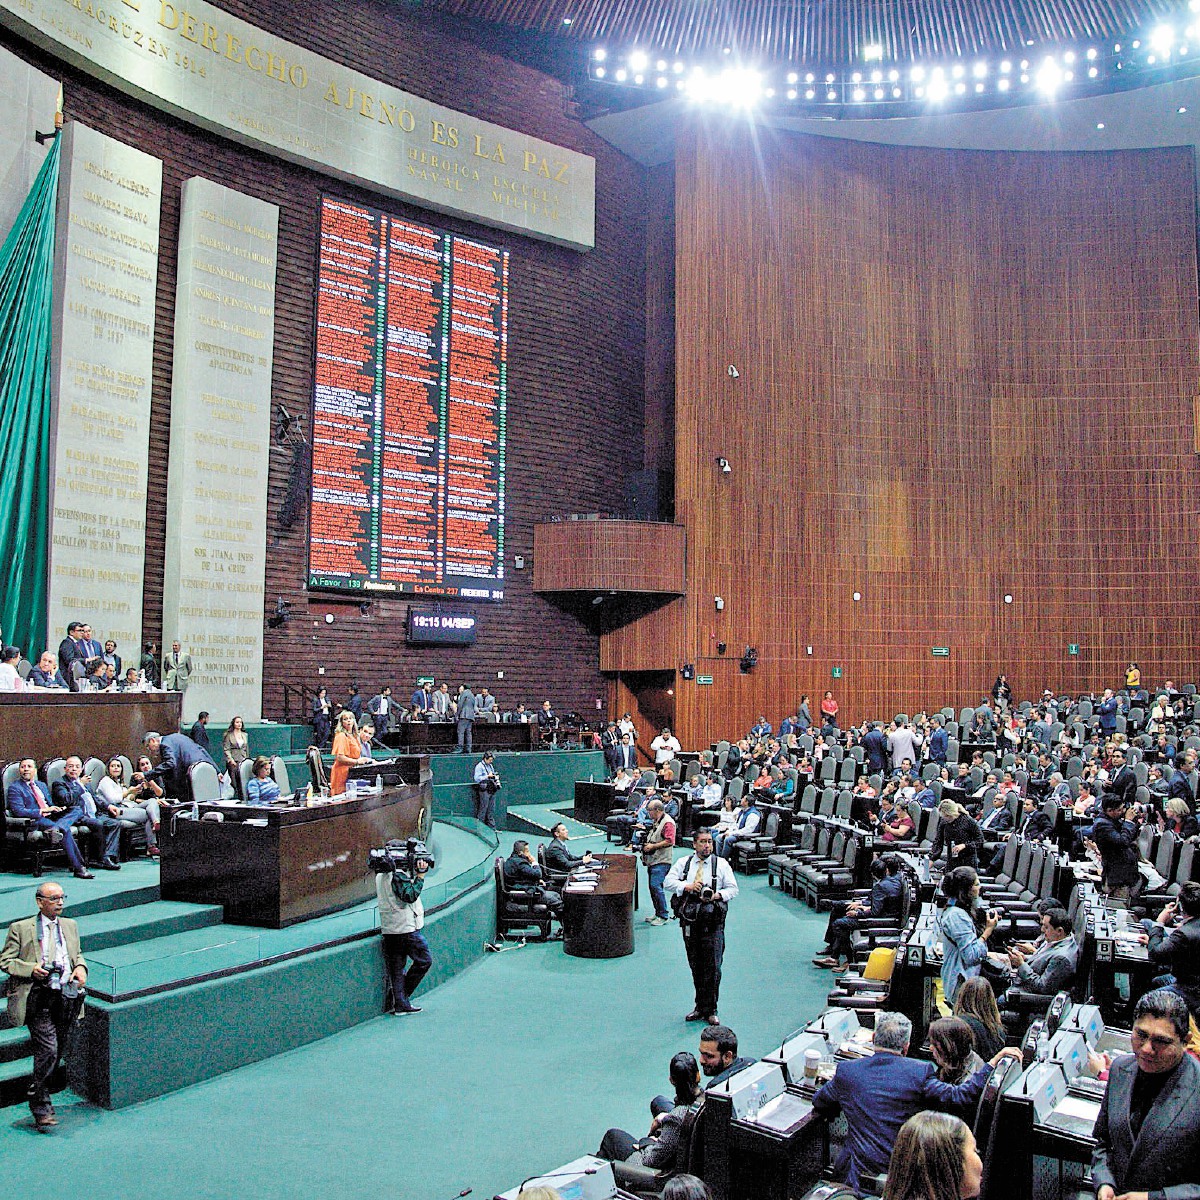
[368,837,435,878]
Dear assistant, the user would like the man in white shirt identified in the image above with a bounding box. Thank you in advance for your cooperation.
[664,828,739,1023]
[651,727,682,766]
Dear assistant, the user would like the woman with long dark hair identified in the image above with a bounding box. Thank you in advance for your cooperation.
[952,976,1006,1061]
[928,1018,987,1122]
[884,1111,983,1200]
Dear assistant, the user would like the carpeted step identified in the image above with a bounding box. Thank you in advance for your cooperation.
[80,900,225,953]
[0,871,161,929]
[0,1025,31,1064]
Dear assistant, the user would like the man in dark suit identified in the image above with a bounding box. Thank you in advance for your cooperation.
[928,718,949,765]
[5,759,92,878]
[28,651,68,689]
[811,1011,1017,1193]
[1092,988,1200,1200]
[862,723,889,775]
[1091,795,1142,901]
[1105,746,1137,809]
[143,730,219,802]
[544,821,593,878]
[986,795,1052,872]
[1169,755,1198,808]
[616,732,637,773]
[52,756,121,870]
[56,622,88,690]
[601,722,621,777]
[1146,882,1200,1021]
[1097,688,1119,737]
[978,791,1015,841]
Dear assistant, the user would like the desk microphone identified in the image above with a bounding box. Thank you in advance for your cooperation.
[516,1168,597,1193]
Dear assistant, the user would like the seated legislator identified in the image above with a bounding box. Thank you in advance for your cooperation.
[714,794,760,859]
[999,907,1077,998]
[245,756,281,806]
[878,794,915,842]
[1145,881,1200,1022]
[811,1010,1018,1194]
[52,756,121,869]
[544,822,593,877]
[357,722,375,760]
[142,730,220,802]
[0,645,25,691]
[813,855,904,971]
[28,651,68,689]
[118,667,142,691]
[96,755,161,857]
[885,1111,984,1200]
[329,710,361,797]
[5,758,93,878]
[927,1018,987,1123]
[598,1051,703,1171]
[1091,988,1200,1200]
[502,840,562,917]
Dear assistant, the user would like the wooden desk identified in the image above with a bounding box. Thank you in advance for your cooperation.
[0,690,183,765]
[380,722,537,753]
[562,852,637,958]
[574,779,616,825]
[160,756,432,927]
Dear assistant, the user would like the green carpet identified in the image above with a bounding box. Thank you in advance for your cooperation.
[0,849,834,1199]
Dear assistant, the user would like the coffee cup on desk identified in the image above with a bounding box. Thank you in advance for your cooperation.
[803,1049,821,1080]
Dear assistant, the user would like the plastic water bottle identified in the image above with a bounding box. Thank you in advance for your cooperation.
[375,774,382,793]
[190,799,199,821]
[347,778,357,801]
[747,1081,763,1121]
[1036,1031,1050,1063]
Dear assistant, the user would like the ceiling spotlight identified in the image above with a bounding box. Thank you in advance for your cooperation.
[615,68,627,81]
[1151,25,1175,54]
[826,72,836,83]
[1086,47,1098,60]
[892,87,902,97]
[871,70,882,82]
[1000,60,1012,72]
[1088,66,1098,77]
[927,70,948,102]
[874,88,884,99]
[1003,594,1013,604]
[716,457,732,474]
[656,76,668,87]
[827,89,838,100]
[975,81,984,92]
[1063,50,1076,64]
[562,15,572,24]
[656,58,667,71]
[864,43,883,60]
[853,87,866,100]
[998,77,1010,90]
[1036,57,1064,95]
[1180,105,1190,113]
[955,81,967,93]
[788,88,799,99]
[852,71,862,82]
[594,66,605,78]
[628,49,649,73]
[633,73,644,84]
[952,63,965,78]
[806,73,815,83]
[852,591,862,602]
[673,61,684,73]
[805,89,815,99]
[1096,121,1105,129]
[889,69,899,81]
[787,71,799,84]
[593,48,607,61]
[973,61,987,77]
[911,65,926,81]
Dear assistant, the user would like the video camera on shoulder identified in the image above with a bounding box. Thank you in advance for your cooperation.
[368,837,435,878]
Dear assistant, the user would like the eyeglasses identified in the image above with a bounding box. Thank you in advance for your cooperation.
[37,893,66,903]
[1131,1028,1181,1051]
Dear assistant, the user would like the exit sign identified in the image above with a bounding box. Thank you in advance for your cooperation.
[416,675,435,687]
[931,647,950,658]
[696,675,713,685]
[1068,644,1080,656]
[832,666,843,679]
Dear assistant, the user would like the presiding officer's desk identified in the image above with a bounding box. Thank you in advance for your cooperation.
[160,755,432,927]
[380,721,536,753]
[561,852,637,958]
[0,688,183,765]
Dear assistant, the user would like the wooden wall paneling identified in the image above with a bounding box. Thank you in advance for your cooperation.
[0,1,650,721]
[611,118,1200,750]
[532,520,685,592]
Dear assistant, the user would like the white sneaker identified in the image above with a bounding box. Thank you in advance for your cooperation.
[646,916,667,926]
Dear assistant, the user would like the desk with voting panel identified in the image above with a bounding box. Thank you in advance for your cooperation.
[561,853,638,958]
[160,756,432,927]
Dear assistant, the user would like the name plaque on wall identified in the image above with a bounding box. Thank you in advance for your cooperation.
[162,176,278,723]
[0,0,596,249]
[47,121,162,658]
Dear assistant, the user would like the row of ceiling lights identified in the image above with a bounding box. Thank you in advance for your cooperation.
[586,4,1200,111]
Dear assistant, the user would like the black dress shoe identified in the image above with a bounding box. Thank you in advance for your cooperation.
[391,1005,422,1015]
[685,1010,706,1021]
[99,858,121,871]
[73,869,95,880]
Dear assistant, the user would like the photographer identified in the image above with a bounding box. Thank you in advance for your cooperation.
[937,867,999,1005]
[0,883,87,1130]
[472,751,501,830]
[664,828,739,1024]
[374,841,434,1015]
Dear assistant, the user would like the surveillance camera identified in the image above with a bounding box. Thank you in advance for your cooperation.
[714,596,724,611]
[727,364,740,378]
[717,457,731,474]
